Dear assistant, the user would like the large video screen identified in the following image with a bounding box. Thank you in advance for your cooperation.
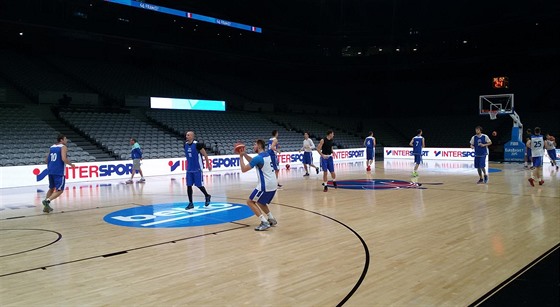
[104,0,262,33]
[150,97,226,111]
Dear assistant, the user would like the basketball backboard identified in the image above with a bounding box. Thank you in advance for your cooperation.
[479,94,514,115]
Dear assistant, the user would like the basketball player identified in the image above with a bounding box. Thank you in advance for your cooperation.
[524,128,533,169]
[300,132,319,176]
[42,134,76,213]
[184,131,212,209]
[545,133,558,170]
[238,139,278,231]
[316,130,337,192]
[268,130,282,188]
[127,138,145,183]
[364,131,376,172]
[409,129,425,177]
[469,126,492,184]
[528,127,545,186]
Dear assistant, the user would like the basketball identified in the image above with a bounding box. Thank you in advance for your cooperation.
[285,164,290,170]
[233,142,245,154]
[492,131,497,137]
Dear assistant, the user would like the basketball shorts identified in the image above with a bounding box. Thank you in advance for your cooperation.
[249,189,276,205]
[320,156,335,173]
[48,174,66,191]
[186,171,204,187]
[413,154,422,165]
[474,156,486,169]
[268,150,278,171]
[531,156,543,167]
[303,151,313,165]
[366,148,374,160]
[547,149,557,161]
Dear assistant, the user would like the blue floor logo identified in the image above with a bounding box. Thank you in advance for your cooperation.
[104,202,254,228]
[327,179,427,190]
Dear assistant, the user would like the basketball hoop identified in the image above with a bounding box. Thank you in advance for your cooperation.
[489,111,498,120]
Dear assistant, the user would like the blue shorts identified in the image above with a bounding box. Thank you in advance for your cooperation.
[320,156,335,173]
[532,156,543,167]
[249,189,276,205]
[268,150,278,171]
[547,150,557,161]
[48,175,65,191]
[186,171,204,187]
[474,156,486,169]
[366,148,374,160]
[413,154,422,165]
[302,152,313,165]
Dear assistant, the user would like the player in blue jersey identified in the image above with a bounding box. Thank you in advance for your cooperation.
[239,139,278,231]
[42,134,76,213]
[317,130,337,192]
[364,131,376,172]
[527,127,545,186]
[524,128,533,169]
[545,133,558,170]
[268,130,282,188]
[300,132,319,176]
[469,126,492,184]
[184,131,212,210]
[126,138,145,183]
[409,129,425,177]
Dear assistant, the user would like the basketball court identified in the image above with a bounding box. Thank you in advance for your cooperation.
[1,160,558,306]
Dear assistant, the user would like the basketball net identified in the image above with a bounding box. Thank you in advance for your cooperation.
[489,111,498,120]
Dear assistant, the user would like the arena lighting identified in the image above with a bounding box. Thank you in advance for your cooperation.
[104,0,262,33]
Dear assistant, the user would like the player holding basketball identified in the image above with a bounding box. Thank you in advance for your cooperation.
[268,130,282,188]
[409,129,425,177]
[364,131,376,172]
[184,131,212,209]
[527,127,545,186]
[317,130,337,192]
[238,139,278,231]
[545,133,558,170]
[469,126,492,184]
[42,134,76,213]
[300,132,319,176]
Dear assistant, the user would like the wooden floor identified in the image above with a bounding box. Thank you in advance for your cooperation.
[1,160,559,306]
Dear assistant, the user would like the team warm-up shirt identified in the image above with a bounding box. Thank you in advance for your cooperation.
[250,151,278,192]
[365,136,375,150]
[530,135,545,157]
[131,142,142,159]
[412,136,423,155]
[48,144,65,176]
[268,137,278,153]
[184,141,205,172]
[302,139,315,152]
[321,138,334,155]
[470,134,490,157]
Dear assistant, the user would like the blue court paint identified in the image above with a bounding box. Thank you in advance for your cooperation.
[104,202,253,228]
[488,168,502,173]
[327,179,425,190]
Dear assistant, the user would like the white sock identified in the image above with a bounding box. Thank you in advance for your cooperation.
[267,212,274,219]
[259,215,267,223]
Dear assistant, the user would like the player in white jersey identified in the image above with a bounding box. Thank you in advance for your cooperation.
[527,127,545,186]
[239,139,278,231]
[469,126,491,184]
[267,130,282,188]
[300,132,319,176]
[545,133,558,170]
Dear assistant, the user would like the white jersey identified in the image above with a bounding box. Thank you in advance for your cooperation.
[302,138,315,152]
[250,151,278,192]
[530,134,545,157]
[545,139,556,150]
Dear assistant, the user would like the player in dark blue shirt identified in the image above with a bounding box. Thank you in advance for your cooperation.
[184,131,212,210]
[42,134,76,213]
